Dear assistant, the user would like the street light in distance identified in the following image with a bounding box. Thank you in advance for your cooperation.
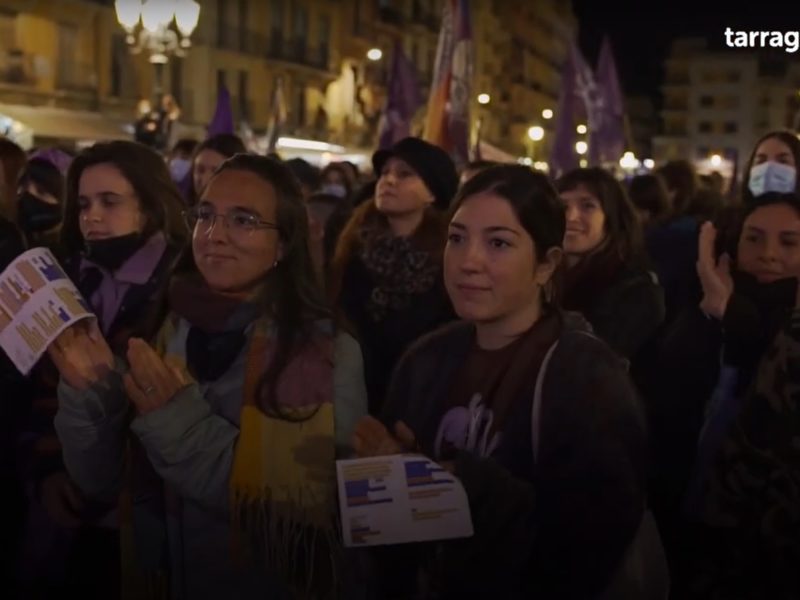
[477,93,491,105]
[542,109,553,120]
[367,48,383,61]
[528,126,544,141]
[576,124,587,134]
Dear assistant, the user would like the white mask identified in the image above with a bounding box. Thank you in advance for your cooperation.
[169,158,192,183]
[320,183,347,199]
[748,161,796,197]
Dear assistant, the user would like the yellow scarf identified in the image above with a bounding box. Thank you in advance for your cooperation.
[123,313,339,599]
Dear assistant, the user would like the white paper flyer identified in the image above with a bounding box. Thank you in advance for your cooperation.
[336,454,474,547]
[0,248,93,375]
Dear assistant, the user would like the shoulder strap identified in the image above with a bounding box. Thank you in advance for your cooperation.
[531,339,560,465]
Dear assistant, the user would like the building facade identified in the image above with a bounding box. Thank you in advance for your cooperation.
[472,0,576,159]
[0,0,577,165]
[654,38,799,180]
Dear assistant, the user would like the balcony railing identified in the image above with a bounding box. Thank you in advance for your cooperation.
[266,36,329,71]
[216,26,268,55]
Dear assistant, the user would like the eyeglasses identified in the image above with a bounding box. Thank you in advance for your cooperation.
[184,205,280,236]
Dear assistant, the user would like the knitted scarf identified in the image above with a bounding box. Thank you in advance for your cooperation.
[357,216,443,322]
[120,289,338,598]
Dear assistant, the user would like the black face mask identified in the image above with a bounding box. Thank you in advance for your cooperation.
[732,270,798,316]
[17,192,62,233]
[84,232,148,272]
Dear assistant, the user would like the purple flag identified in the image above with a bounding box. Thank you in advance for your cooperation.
[207,83,234,137]
[589,37,626,166]
[550,42,592,177]
[378,42,422,149]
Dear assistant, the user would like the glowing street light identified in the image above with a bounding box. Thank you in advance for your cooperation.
[576,124,588,134]
[115,0,200,62]
[579,159,588,168]
[643,158,655,169]
[619,151,640,170]
[477,93,491,105]
[542,109,553,120]
[575,140,588,155]
[528,126,544,141]
[710,154,722,167]
[367,48,383,61]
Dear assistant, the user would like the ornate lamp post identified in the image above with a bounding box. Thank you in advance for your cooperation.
[114,0,200,96]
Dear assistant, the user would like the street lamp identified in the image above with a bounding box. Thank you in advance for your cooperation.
[619,151,640,170]
[528,126,544,141]
[367,48,383,61]
[477,93,491,105]
[542,109,553,120]
[116,0,200,149]
[527,126,545,162]
[576,124,587,135]
[115,0,200,65]
[575,140,588,155]
[710,154,722,167]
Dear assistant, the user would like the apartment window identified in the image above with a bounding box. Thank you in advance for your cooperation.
[319,14,331,65]
[271,0,283,32]
[698,121,712,133]
[57,23,79,88]
[293,6,308,42]
[699,95,714,108]
[110,33,125,96]
[238,70,249,119]
[216,0,226,46]
[724,121,738,133]
[238,0,248,52]
[354,0,361,34]
[0,12,16,52]
[295,85,306,127]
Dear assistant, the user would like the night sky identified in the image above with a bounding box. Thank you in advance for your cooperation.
[573,0,800,103]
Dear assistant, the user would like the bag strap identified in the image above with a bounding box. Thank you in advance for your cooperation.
[531,340,559,465]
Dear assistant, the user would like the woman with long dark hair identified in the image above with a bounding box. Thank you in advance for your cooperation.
[21,140,188,598]
[354,165,664,599]
[556,167,664,359]
[51,154,365,598]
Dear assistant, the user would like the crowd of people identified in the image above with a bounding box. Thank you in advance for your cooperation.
[0,127,798,599]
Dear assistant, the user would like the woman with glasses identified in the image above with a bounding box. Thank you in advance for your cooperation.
[20,140,188,599]
[51,154,366,599]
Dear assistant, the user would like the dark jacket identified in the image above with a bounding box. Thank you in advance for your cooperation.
[645,215,701,325]
[338,254,454,414]
[377,313,648,599]
[0,215,25,270]
[0,217,32,593]
[694,308,800,600]
[565,261,665,361]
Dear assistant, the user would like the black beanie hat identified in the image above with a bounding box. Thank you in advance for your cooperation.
[372,137,458,210]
